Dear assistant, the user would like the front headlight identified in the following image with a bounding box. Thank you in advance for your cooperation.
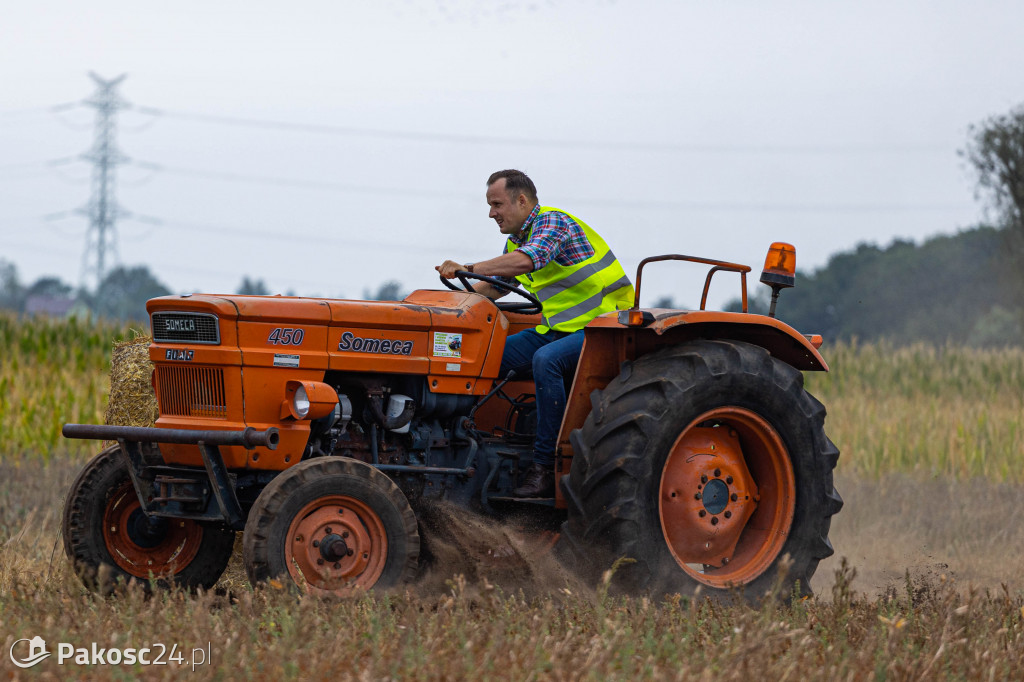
[281,380,339,421]
[293,384,310,419]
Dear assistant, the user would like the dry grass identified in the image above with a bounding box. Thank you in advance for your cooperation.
[103,334,158,429]
[814,470,1024,597]
[1,458,1023,680]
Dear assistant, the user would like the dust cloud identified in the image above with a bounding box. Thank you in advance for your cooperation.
[414,472,1024,600]
[413,500,585,599]
[6,459,1023,600]
[814,471,1024,597]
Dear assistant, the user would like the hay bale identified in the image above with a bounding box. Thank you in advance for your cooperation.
[104,333,158,428]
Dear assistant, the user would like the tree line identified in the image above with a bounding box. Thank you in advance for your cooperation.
[0,262,409,322]
[0,263,172,322]
[720,103,1024,347]
[726,225,1022,346]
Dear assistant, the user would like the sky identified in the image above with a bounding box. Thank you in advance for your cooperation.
[2,0,1023,309]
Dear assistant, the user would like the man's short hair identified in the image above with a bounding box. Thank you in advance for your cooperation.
[487,169,538,203]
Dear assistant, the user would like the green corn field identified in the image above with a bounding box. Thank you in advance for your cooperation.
[0,313,140,460]
[805,341,1024,482]
[3,312,1022,483]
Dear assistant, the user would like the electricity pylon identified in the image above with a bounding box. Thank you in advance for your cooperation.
[78,72,129,292]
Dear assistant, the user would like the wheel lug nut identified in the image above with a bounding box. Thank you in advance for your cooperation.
[722,557,730,565]
[724,511,732,519]
[342,531,349,539]
[347,549,354,556]
[698,510,706,517]
[334,562,341,569]
[700,474,708,484]
[726,476,733,485]
[317,558,324,565]
[694,493,701,500]
[714,468,721,477]
[325,527,332,534]
[312,540,320,547]
[711,517,719,525]
[731,493,738,502]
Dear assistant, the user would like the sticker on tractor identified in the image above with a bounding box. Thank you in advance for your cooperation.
[433,332,462,358]
[273,354,300,368]
[338,331,413,355]
[164,349,194,361]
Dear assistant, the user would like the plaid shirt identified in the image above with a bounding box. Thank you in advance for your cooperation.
[501,206,595,282]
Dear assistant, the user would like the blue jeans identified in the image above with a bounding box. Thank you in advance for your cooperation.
[498,328,585,467]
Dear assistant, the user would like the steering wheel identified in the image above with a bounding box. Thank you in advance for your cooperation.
[439,271,542,315]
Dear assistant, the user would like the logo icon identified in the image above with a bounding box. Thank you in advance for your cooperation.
[10,635,51,668]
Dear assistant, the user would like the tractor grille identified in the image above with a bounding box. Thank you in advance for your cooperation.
[151,312,220,344]
[157,366,228,419]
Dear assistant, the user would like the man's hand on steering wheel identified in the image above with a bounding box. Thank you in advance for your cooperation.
[436,269,543,315]
[435,260,466,280]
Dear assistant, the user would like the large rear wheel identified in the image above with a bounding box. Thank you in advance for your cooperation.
[559,340,842,600]
[243,457,419,595]
[62,446,236,593]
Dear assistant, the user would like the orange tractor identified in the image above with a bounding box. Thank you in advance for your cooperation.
[62,245,841,599]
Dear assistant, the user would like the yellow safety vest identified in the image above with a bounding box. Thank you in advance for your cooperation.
[506,206,634,334]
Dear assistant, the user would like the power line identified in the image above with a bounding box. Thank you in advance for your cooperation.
[0,102,79,117]
[131,160,469,199]
[140,218,460,256]
[133,104,951,155]
[3,239,80,259]
[6,152,976,214]
[6,100,956,155]
[564,197,974,213]
[0,160,60,172]
[130,160,972,213]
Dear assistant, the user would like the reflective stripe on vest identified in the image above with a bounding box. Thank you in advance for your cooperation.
[506,207,634,334]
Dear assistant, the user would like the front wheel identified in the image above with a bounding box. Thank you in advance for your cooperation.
[558,340,842,600]
[243,457,419,595]
[62,446,236,593]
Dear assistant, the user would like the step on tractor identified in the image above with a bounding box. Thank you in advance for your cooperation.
[62,244,842,599]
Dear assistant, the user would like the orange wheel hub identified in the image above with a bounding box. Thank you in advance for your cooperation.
[285,495,388,596]
[659,407,795,588]
[102,482,203,578]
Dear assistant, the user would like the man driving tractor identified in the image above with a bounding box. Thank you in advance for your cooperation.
[437,169,634,497]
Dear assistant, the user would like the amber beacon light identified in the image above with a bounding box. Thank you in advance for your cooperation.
[760,242,796,318]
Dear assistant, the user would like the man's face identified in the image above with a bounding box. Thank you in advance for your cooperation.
[486,179,532,235]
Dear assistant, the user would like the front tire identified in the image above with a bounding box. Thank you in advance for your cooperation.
[62,446,236,593]
[243,457,419,595]
[559,340,842,600]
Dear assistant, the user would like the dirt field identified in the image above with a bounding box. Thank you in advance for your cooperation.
[4,458,1021,600]
[816,471,1024,597]
[1,458,1022,680]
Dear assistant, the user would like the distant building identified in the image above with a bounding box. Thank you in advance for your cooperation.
[24,295,75,317]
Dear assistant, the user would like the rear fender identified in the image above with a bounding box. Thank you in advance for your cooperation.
[556,311,827,496]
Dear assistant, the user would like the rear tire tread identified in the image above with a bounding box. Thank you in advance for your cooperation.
[559,340,841,599]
